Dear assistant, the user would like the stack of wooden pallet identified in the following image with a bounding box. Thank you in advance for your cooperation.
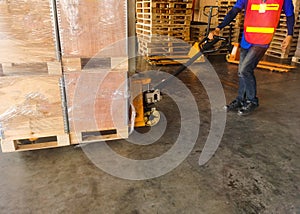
[292,0,300,63]
[266,0,300,59]
[190,23,208,42]
[292,35,300,63]
[217,0,244,43]
[136,0,193,57]
[0,0,129,152]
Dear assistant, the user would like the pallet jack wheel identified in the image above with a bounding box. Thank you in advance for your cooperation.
[144,108,160,126]
[226,53,231,61]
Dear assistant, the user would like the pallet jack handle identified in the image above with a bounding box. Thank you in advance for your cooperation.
[203,6,219,37]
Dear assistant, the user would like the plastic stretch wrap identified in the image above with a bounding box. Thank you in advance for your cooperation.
[57,0,128,57]
[0,0,56,63]
[0,75,66,140]
[64,70,128,138]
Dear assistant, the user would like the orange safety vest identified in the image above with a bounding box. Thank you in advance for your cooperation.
[244,0,284,45]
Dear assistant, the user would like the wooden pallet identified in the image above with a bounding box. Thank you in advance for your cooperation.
[70,127,128,145]
[144,54,205,65]
[137,18,191,25]
[137,13,192,18]
[138,35,189,44]
[227,59,295,72]
[136,1,193,9]
[0,61,62,76]
[218,1,236,6]
[217,0,244,43]
[136,23,190,32]
[137,34,192,55]
[137,23,191,30]
[62,57,128,72]
[1,134,70,152]
[190,25,207,41]
[227,43,296,72]
[136,0,193,56]
[139,46,190,56]
[137,34,188,42]
[265,6,300,59]
[137,34,190,43]
[137,31,190,42]
[265,50,293,60]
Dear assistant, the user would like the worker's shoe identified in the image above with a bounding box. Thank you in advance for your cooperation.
[224,99,244,112]
[237,101,258,116]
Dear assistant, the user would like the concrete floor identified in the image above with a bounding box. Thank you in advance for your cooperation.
[0,56,299,214]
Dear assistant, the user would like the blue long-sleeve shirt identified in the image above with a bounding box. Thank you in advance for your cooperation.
[218,0,295,49]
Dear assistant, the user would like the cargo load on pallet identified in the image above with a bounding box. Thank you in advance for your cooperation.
[0,0,129,152]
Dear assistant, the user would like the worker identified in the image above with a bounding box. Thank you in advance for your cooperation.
[209,0,295,116]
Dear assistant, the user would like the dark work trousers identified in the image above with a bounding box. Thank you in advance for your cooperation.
[236,46,268,105]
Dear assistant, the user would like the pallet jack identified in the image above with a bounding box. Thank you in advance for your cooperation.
[132,35,229,127]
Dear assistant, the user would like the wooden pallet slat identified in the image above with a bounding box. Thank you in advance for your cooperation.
[61,57,128,72]
[1,134,70,152]
[70,127,128,145]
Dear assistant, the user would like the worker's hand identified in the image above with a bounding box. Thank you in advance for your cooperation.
[281,35,293,53]
[208,28,220,40]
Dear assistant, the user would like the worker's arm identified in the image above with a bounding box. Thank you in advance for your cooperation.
[208,7,242,39]
[281,0,295,52]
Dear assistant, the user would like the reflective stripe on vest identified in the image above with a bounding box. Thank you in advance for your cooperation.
[244,0,284,45]
[246,27,275,33]
[251,4,280,11]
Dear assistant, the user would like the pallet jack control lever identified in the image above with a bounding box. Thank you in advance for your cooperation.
[203,6,219,37]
